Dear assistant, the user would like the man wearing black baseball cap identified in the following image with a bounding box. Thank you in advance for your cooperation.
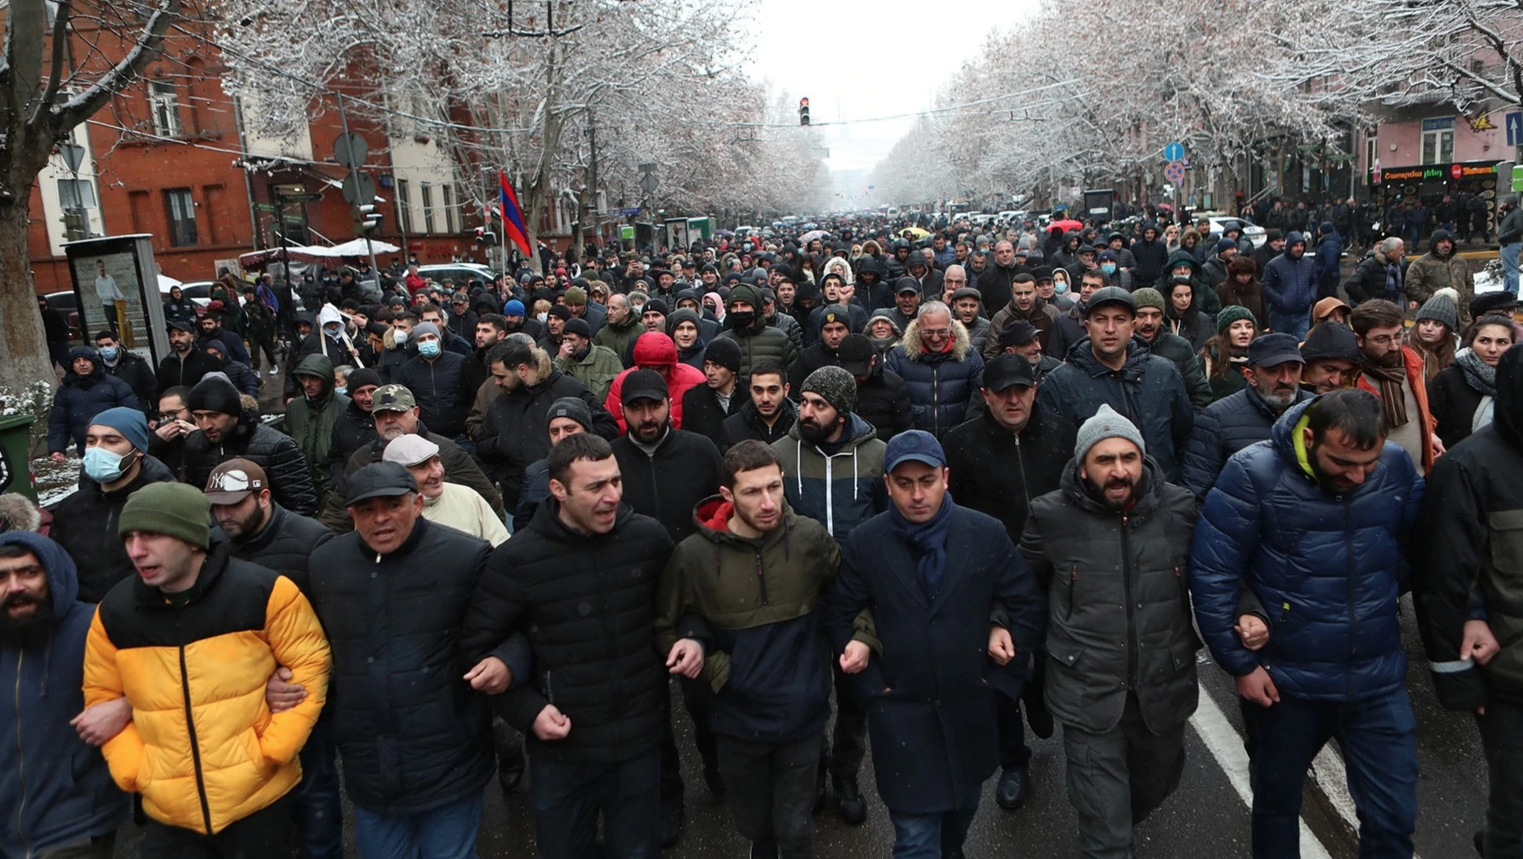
[1181,332,1311,500]
[823,429,1045,856]
[1038,285,1196,481]
[944,353,1078,810]
[307,461,499,855]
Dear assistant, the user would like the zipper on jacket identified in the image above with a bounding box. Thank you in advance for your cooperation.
[1014,435,1030,506]
[1066,565,1076,621]
[931,362,941,436]
[15,651,29,858]
[179,636,214,834]
[1121,514,1138,687]
[1343,500,1356,701]
[755,548,771,606]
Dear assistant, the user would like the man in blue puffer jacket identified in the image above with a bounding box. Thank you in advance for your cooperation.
[1189,389,1422,859]
[1261,231,1319,340]
[48,346,140,460]
[886,301,985,438]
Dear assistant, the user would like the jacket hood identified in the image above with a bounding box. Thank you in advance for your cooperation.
[0,531,78,616]
[1285,231,1307,249]
[784,411,877,450]
[318,304,345,327]
[866,308,903,335]
[900,316,972,362]
[633,331,678,367]
[1164,250,1200,275]
[1269,396,1319,479]
[295,352,336,400]
[690,494,798,551]
[1495,343,1523,449]
[1428,228,1456,257]
[856,256,886,282]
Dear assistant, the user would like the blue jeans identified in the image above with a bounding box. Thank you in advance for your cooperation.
[1502,242,1521,297]
[529,748,662,859]
[352,790,483,859]
[1250,687,1417,859]
[1269,310,1310,341]
[889,801,979,859]
[296,714,343,859]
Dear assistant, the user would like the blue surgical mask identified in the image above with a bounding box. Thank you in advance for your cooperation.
[418,340,442,358]
[1101,263,1117,274]
[99,346,119,360]
[83,446,134,483]
[335,386,347,396]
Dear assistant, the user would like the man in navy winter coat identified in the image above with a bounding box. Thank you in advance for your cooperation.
[1190,389,1422,859]
[48,347,140,460]
[1260,231,1318,340]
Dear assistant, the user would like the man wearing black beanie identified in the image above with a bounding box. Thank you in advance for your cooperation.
[680,336,744,447]
[183,377,319,516]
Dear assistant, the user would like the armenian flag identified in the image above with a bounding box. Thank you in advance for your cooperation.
[498,170,531,256]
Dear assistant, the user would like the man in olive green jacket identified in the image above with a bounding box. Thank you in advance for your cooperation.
[555,318,623,402]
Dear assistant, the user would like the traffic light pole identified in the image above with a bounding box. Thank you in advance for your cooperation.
[335,92,381,281]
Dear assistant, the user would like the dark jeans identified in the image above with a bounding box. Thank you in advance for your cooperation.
[715,732,821,859]
[660,677,719,802]
[352,790,483,859]
[822,662,868,782]
[296,713,342,859]
[529,748,662,859]
[249,333,279,370]
[1250,687,1417,859]
[1269,310,1310,341]
[998,657,1046,769]
[889,800,979,859]
[1062,692,1186,859]
[1477,698,1523,859]
[141,792,293,859]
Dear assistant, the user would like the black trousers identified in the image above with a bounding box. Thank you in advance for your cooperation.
[660,677,719,801]
[141,792,293,859]
[1479,698,1523,859]
[822,662,868,782]
[716,732,822,859]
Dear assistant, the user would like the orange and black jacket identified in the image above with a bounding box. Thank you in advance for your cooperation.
[82,541,330,835]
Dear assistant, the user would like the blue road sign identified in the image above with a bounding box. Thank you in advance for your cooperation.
[1163,141,1185,162]
[1507,112,1523,147]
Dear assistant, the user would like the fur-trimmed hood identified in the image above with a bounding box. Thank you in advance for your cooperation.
[898,316,972,362]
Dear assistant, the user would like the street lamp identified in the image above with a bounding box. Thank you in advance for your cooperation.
[57,140,91,240]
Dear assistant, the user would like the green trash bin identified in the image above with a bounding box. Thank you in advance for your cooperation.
[0,412,38,502]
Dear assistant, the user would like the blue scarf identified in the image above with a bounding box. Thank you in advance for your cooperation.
[888,493,955,600]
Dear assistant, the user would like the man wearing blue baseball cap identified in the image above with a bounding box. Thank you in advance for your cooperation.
[823,429,1045,858]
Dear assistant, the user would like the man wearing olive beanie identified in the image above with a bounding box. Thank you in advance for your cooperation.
[84,481,331,852]
[1130,287,1212,412]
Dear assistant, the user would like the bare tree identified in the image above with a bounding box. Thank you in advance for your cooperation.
[0,0,181,392]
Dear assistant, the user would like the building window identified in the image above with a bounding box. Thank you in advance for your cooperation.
[1421,117,1454,165]
[442,184,458,233]
[57,178,97,209]
[1364,133,1378,185]
[150,81,182,137]
[396,179,413,233]
[421,183,436,234]
[165,188,197,246]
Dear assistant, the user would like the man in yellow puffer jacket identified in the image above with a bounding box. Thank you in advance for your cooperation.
[82,482,330,853]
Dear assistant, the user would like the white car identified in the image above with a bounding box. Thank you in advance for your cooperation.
[1196,212,1267,249]
[159,280,238,308]
[417,263,496,288]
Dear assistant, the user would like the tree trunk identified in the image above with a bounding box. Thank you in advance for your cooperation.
[0,201,54,394]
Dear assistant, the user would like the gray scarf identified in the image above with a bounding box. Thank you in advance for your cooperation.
[1454,348,1497,397]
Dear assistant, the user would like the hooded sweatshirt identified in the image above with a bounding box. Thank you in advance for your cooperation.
[0,532,129,855]
[603,332,708,431]
[284,352,350,503]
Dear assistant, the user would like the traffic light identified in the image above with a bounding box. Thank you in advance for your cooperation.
[60,209,86,241]
[352,204,382,238]
[474,226,498,246]
[799,97,810,127]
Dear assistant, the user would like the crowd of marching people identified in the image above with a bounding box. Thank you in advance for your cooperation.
[8,198,1523,859]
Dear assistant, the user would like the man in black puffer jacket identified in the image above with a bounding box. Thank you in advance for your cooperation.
[310,463,497,853]
[183,376,319,516]
[393,322,467,439]
[461,434,674,858]
[841,334,913,442]
[1179,334,1311,499]
[47,346,139,458]
[327,368,380,489]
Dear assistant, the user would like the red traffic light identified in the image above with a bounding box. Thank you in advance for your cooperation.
[799,98,809,107]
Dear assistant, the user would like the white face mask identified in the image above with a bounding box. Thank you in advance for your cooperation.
[536,312,549,324]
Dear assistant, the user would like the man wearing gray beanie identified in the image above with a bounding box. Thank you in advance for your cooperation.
[771,363,888,824]
[1020,401,1200,858]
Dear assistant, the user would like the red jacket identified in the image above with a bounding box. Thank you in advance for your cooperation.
[604,332,707,431]
[1355,345,1437,473]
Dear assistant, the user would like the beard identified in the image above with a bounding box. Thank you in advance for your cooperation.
[798,414,842,445]
[1307,445,1359,495]
[0,591,52,647]
[1368,348,1403,369]
[1085,473,1138,510]
[630,416,668,445]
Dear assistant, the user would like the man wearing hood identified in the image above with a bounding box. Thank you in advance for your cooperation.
[48,347,139,461]
[605,333,708,432]
[717,283,799,379]
[904,254,944,302]
[201,339,262,396]
[1159,250,1221,316]
[1405,229,1474,325]
[771,366,887,827]
[1261,231,1319,340]
[1038,288,1195,481]
[0,531,130,858]
[1023,405,1199,859]
[183,376,319,516]
[93,329,157,410]
[50,408,177,602]
[886,239,914,281]
[985,273,1058,361]
[1192,389,1421,859]
[286,352,351,506]
[854,255,891,313]
[289,305,362,397]
[655,440,870,859]
[1414,342,1523,859]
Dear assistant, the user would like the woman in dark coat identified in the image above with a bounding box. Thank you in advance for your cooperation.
[1428,316,1515,449]
[1164,277,1213,352]
[1197,306,1258,404]
[1216,256,1268,331]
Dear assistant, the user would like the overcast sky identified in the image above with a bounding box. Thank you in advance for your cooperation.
[745,0,1034,174]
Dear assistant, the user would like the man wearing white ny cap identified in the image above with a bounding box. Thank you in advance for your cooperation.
[383,434,509,546]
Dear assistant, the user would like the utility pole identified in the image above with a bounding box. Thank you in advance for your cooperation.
[586,107,601,253]
[335,92,381,280]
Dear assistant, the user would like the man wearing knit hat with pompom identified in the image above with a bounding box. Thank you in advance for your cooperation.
[1022,404,1200,859]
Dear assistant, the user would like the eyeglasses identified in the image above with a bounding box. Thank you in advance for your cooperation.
[921,328,951,339]
[1364,334,1401,346]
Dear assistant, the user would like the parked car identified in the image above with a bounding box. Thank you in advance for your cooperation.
[43,291,82,341]
[1197,212,1268,249]
[416,263,496,289]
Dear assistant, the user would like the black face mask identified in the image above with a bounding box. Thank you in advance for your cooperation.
[727,311,756,330]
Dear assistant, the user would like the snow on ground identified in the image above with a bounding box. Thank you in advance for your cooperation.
[31,454,79,508]
[1476,266,1502,294]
